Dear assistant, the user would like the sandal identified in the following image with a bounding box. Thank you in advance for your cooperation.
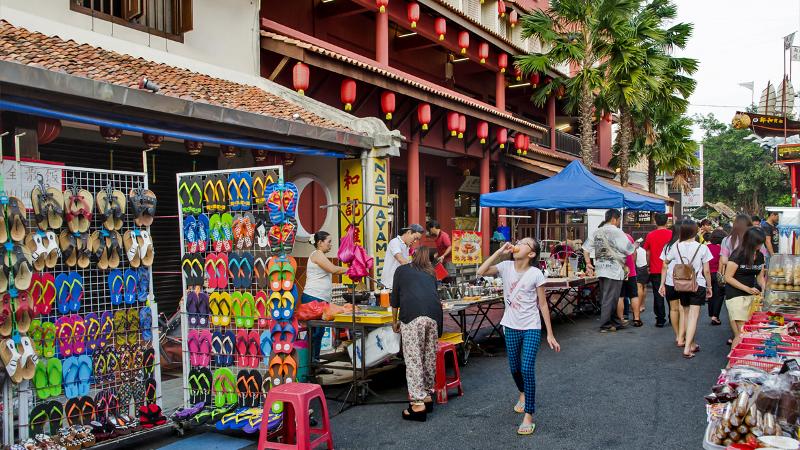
[252,171,266,206]
[138,230,154,267]
[64,188,93,234]
[128,187,157,227]
[683,352,696,359]
[514,400,525,414]
[60,231,78,267]
[123,230,141,267]
[214,174,228,213]
[710,318,722,326]
[203,176,217,213]
[76,233,91,269]
[517,421,536,435]
[7,196,28,242]
[26,232,49,272]
[632,320,643,327]
[401,404,427,422]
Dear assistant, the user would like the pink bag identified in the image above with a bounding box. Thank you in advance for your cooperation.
[347,245,374,282]
[338,225,356,264]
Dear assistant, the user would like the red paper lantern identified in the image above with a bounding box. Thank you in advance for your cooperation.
[498,0,506,18]
[341,79,357,111]
[376,0,388,13]
[498,53,508,73]
[220,145,239,158]
[458,114,466,139]
[381,91,396,120]
[417,103,431,130]
[435,18,446,41]
[143,133,163,149]
[292,62,309,95]
[447,112,459,137]
[497,128,508,149]
[515,133,526,155]
[530,72,540,87]
[458,31,469,55]
[477,121,489,145]
[478,42,489,64]
[184,140,203,156]
[37,118,61,145]
[509,9,518,27]
[407,2,419,28]
[524,134,530,155]
[99,126,122,143]
[514,66,522,82]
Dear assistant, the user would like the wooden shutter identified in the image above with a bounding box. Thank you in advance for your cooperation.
[176,0,193,33]
[123,0,145,20]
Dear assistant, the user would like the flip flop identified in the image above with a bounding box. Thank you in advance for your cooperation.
[39,273,56,315]
[98,311,113,349]
[187,291,200,326]
[140,306,153,342]
[216,407,247,431]
[253,257,267,288]
[219,292,232,327]
[281,256,297,291]
[47,400,64,434]
[269,291,283,320]
[280,218,297,254]
[517,422,536,435]
[267,257,282,291]
[282,182,299,218]
[30,319,44,355]
[62,356,79,398]
[228,253,241,289]
[34,358,50,399]
[204,176,217,213]
[8,196,28,242]
[231,291,245,328]
[188,330,200,366]
[213,175,228,213]
[221,213,234,252]
[235,329,248,367]
[123,269,138,305]
[260,330,272,365]
[255,291,268,328]
[215,253,229,290]
[42,321,57,357]
[84,313,100,354]
[272,318,298,355]
[113,310,127,347]
[209,214,223,252]
[15,291,34,334]
[211,331,225,366]
[247,369,262,407]
[29,273,45,316]
[29,403,50,435]
[143,348,155,378]
[92,350,107,386]
[178,177,193,214]
[182,253,196,288]
[196,214,209,253]
[236,371,249,408]
[47,357,63,398]
[205,253,218,289]
[252,171,266,206]
[232,214,245,250]
[189,176,204,215]
[71,314,86,355]
[268,224,283,256]
[238,172,252,211]
[68,272,83,312]
[127,308,139,345]
[213,368,237,408]
[184,215,197,253]
[268,355,284,387]
[265,183,284,224]
[227,173,240,212]
[77,354,92,396]
[280,287,298,321]
[255,213,271,250]
[198,329,211,366]
[208,292,222,326]
[247,330,260,368]
[56,273,72,314]
[281,354,297,384]
[137,267,150,302]
[220,331,235,367]
[242,292,255,329]
[138,230,155,267]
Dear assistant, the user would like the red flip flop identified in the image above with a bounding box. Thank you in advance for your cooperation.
[235,329,248,368]
[204,253,218,289]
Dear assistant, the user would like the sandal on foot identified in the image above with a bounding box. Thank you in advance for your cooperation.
[517,422,536,435]
[513,400,525,414]
[401,405,427,422]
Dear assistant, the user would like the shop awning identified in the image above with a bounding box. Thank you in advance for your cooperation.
[480,160,667,212]
[0,95,347,158]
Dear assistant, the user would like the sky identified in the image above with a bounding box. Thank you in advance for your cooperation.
[674,0,800,140]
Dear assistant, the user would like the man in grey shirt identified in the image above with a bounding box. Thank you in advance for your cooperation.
[583,209,634,332]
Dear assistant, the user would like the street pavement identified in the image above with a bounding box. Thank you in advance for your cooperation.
[145,296,730,449]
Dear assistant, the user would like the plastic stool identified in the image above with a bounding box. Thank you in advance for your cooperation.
[258,383,334,450]
[435,341,463,404]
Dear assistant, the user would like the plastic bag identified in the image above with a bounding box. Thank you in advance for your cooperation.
[347,245,374,282]
[337,225,356,264]
[322,303,353,321]
[296,300,325,321]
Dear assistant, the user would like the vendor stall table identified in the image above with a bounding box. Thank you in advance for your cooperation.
[443,295,504,365]
[542,277,600,323]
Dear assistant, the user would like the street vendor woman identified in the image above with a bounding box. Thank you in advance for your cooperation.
[477,237,561,436]
[380,223,424,289]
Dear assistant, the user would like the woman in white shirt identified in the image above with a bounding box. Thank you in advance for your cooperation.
[477,237,560,436]
[658,220,713,359]
[303,231,347,365]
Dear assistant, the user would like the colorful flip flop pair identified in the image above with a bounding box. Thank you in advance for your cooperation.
[123,228,155,268]
[211,330,235,367]
[28,400,64,436]
[188,367,213,406]
[268,354,297,387]
[56,314,87,357]
[231,291,256,329]
[181,253,205,288]
[267,218,298,256]
[267,256,297,291]
[232,213,256,250]
[254,213,273,251]
[64,395,97,426]
[55,272,83,314]
[183,214,210,253]
[264,181,298,224]
[209,292,232,327]
[269,286,298,321]
[209,213,234,253]
[187,329,212,367]
[228,252,254,289]
[203,174,228,214]
[186,291,210,327]
[255,291,269,328]
[204,252,229,290]
[62,354,93,398]
[33,357,63,399]
[112,308,141,346]
[212,367,238,408]
[29,319,57,358]
[228,172,253,212]
[29,272,56,315]
[234,329,261,368]
[235,369,263,409]
[271,317,299,355]
[242,407,283,435]
[178,176,203,215]
[216,407,263,431]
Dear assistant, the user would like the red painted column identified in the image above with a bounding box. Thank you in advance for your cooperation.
[408,134,421,225]
[480,150,491,257]
[497,162,507,226]
[597,119,612,167]
[495,72,506,111]
[792,164,798,207]
[547,95,556,150]
[376,11,389,65]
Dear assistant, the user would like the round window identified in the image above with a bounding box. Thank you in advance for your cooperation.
[295,177,330,237]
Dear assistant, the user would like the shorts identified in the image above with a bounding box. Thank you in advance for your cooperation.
[665,285,707,307]
[619,277,638,299]
[636,267,649,284]
[726,295,755,322]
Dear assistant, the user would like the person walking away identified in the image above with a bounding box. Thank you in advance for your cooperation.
[698,219,713,244]
[302,231,348,373]
[707,229,727,326]
[634,238,648,316]
[724,228,766,342]
[660,221,684,344]
[659,219,713,358]
[751,216,762,227]
[582,209,634,332]
[426,221,455,282]
[617,233,641,327]
[643,213,673,327]
[477,237,560,435]
[390,247,442,422]
[380,224,424,290]
[761,211,780,261]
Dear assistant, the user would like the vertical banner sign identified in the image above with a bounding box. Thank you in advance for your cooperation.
[338,159,364,284]
[452,230,482,265]
[368,158,390,282]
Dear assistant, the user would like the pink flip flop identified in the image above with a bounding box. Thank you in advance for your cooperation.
[187,330,200,367]
[198,329,212,366]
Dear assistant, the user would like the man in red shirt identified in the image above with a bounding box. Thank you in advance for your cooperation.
[642,213,672,327]
[427,221,454,280]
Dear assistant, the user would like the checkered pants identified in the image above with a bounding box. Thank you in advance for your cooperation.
[400,316,438,404]
[504,327,541,414]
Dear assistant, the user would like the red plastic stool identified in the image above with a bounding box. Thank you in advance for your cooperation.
[258,382,334,450]
[435,341,463,404]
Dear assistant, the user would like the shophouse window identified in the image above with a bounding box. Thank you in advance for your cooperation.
[71,0,193,41]
[391,174,408,235]
[454,192,479,218]
[425,177,436,224]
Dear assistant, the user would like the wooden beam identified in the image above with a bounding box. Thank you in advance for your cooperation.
[306,71,331,97]
[352,85,379,115]
[316,2,368,20]
[391,97,415,129]
[393,35,440,53]
[268,56,290,81]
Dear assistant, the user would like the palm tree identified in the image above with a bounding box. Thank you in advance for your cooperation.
[638,114,700,193]
[517,0,638,167]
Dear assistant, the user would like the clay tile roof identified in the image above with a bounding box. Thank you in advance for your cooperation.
[0,20,351,132]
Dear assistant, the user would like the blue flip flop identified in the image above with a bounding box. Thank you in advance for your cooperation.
[137,267,150,302]
[140,307,152,342]
[212,331,225,366]
[108,270,124,306]
[55,273,71,315]
[77,354,92,397]
[183,215,197,251]
[197,214,210,252]
[123,269,138,305]
[228,173,241,212]
[62,356,79,399]
[68,272,83,312]
[228,253,242,289]
[221,331,235,366]
[238,173,252,212]
[260,330,272,365]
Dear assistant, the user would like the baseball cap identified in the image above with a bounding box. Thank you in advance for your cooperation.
[402,224,425,234]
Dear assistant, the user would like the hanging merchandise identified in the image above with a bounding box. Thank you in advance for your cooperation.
[175,166,287,438]
[0,162,163,447]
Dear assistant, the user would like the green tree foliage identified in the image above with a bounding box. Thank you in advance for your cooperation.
[696,114,790,213]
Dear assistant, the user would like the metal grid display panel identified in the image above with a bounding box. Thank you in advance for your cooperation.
[12,162,162,442]
[176,165,288,412]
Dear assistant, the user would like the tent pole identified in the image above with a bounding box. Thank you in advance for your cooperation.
[536,211,541,241]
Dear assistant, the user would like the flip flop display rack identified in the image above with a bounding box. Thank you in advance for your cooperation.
[175,166,295,435]
[0,162,164,447]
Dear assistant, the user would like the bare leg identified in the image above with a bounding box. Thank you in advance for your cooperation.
[636,283,646,314]
[617,297,625,322]
[522,412,534,425]
[669,299,683,344]
[683,305,701,356]
[730,320,744,340]
[678,305,688,346]
[631,287,642,321]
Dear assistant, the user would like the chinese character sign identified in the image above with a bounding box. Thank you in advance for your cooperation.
[452,230,482,265]
[368,158,390,282]
[339,159,364,284]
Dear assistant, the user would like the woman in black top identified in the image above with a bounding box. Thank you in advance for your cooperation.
[390,247,443,422]
[724,228,766,340]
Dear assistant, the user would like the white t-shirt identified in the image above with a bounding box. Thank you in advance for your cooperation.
[496,261,546,330]
[381,236,409,289]
[661,240,713,288]
[635,247,648,268]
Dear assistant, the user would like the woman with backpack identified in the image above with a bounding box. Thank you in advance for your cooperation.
[658,219,713,359]
[724,228,766,341]
[659,221,684,345]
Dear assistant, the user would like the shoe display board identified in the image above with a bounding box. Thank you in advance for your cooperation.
[0,161,163,446]
[175,165,294,435]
